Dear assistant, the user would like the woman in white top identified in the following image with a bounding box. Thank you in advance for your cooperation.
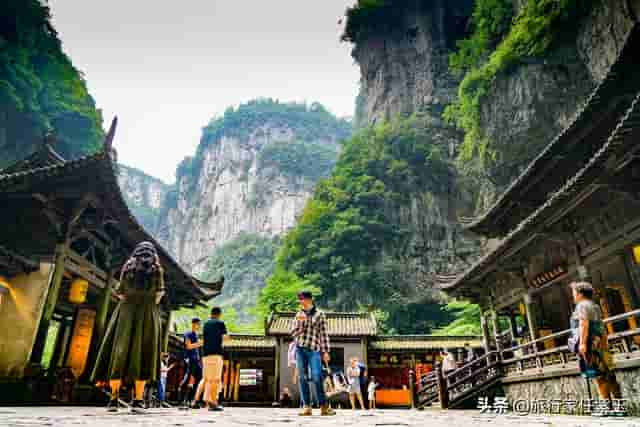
[367,377,378,409]
[346,357,366,410]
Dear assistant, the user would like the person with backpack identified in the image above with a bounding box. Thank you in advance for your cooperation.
[569,281,624,415]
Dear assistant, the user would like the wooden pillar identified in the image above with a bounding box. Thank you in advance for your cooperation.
[30,242,68,364]
[362,338,369,367]
[490,310,502,353]
[162,310,174,353]
[273,338,280,402]
[435,362,448,409]
[233,362,241,402]
[80,266,116,382]
[94,267,116,346]
[622,251,640,309]
[522,293,537,341]
[507,312,518,340]
[409,354,417,408]
[480,313,490,353]
[51,316,73,369]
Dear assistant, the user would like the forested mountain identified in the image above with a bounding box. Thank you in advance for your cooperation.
[157,99,351,322]
[117,164,170,233]
[262,0,637,334]
[0,1,104,167]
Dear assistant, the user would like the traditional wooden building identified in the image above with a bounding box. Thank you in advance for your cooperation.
[0,119,223,403]
[267,311,378,406]
[428,23,640,412]
[168,312,481,408]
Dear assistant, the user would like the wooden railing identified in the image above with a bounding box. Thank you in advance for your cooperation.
[417,308,640,409]
[417,351,501,408]
[501,308,640,377]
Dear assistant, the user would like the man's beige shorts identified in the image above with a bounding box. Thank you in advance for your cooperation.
[203,355,223,381]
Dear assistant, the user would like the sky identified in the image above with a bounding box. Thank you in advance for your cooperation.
[49,0,359,183]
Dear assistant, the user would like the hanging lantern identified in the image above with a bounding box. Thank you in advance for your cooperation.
[69,278,89,304]
[0,276,10,307]
[632,245,640,265]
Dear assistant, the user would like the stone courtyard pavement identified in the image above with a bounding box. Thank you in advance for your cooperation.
[1,407,639,427]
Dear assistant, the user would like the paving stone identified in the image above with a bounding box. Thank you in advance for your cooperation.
[0,407,639,427]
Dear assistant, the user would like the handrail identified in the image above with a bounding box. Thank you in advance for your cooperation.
[446,362,500,391]
[500,308,640,355]
[604,308,640,323]
[502,345,570,365]
[443,351,499,381]
[417,308,640,409]
[609,327,640,340]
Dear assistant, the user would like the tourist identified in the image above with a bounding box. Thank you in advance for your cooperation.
[192,378,208,409]
[291,291,336,416]
[202,306,228,412]
[367,376,378,409]
[158,353,175,405]
[442,350,457,376]
[357,359,368,406]
[287,340,298,387]
[569,281,623,411]
[91,242,165,413]
[182,318,203,408]
[347,357,366,410]
[280,387,293,408]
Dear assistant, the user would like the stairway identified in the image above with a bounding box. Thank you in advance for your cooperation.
[417,351,502,409]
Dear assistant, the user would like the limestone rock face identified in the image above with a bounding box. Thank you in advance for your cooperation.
[477,0,638,210]
[156,125,341,275]
[350,0,482,298]
[351,0,638,289]
[117,164,169,233]
[354,0,473,125]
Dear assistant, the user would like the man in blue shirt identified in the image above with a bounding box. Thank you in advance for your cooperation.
[181,318,202,407]
[357,360,368,407]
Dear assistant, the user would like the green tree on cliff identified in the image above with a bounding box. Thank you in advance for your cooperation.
[1,0,104,167]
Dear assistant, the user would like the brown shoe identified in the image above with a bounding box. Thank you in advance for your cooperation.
[320,404,336,416]
[299,406,312,416]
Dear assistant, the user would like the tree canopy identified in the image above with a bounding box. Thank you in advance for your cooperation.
[265,116,456,333]
[0,0,104,167]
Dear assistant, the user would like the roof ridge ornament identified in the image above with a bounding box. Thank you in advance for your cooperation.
[103,116,118,162]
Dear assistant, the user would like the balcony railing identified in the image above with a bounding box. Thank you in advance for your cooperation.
[501,308,640,378]
[417,308,640,408]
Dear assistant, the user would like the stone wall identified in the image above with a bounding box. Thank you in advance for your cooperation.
[0,263,53,378]
[502,364,640,416]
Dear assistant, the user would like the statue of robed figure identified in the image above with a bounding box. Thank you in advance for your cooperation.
[91,241,165,412]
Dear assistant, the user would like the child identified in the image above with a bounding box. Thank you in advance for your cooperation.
[367,377,378,409]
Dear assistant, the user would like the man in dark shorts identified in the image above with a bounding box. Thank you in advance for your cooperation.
[181,318,203,407]
[202,307,228,411]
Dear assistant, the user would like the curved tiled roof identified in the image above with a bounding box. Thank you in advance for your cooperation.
[266,311,377,337]
[0,119,223,306]
[443,90,640,294]
[369,335,482,351]
[464,24,640,237]
[223,334,277,351]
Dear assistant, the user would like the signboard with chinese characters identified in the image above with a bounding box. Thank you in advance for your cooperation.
[530,265,567,289]
[65,308,96,378]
